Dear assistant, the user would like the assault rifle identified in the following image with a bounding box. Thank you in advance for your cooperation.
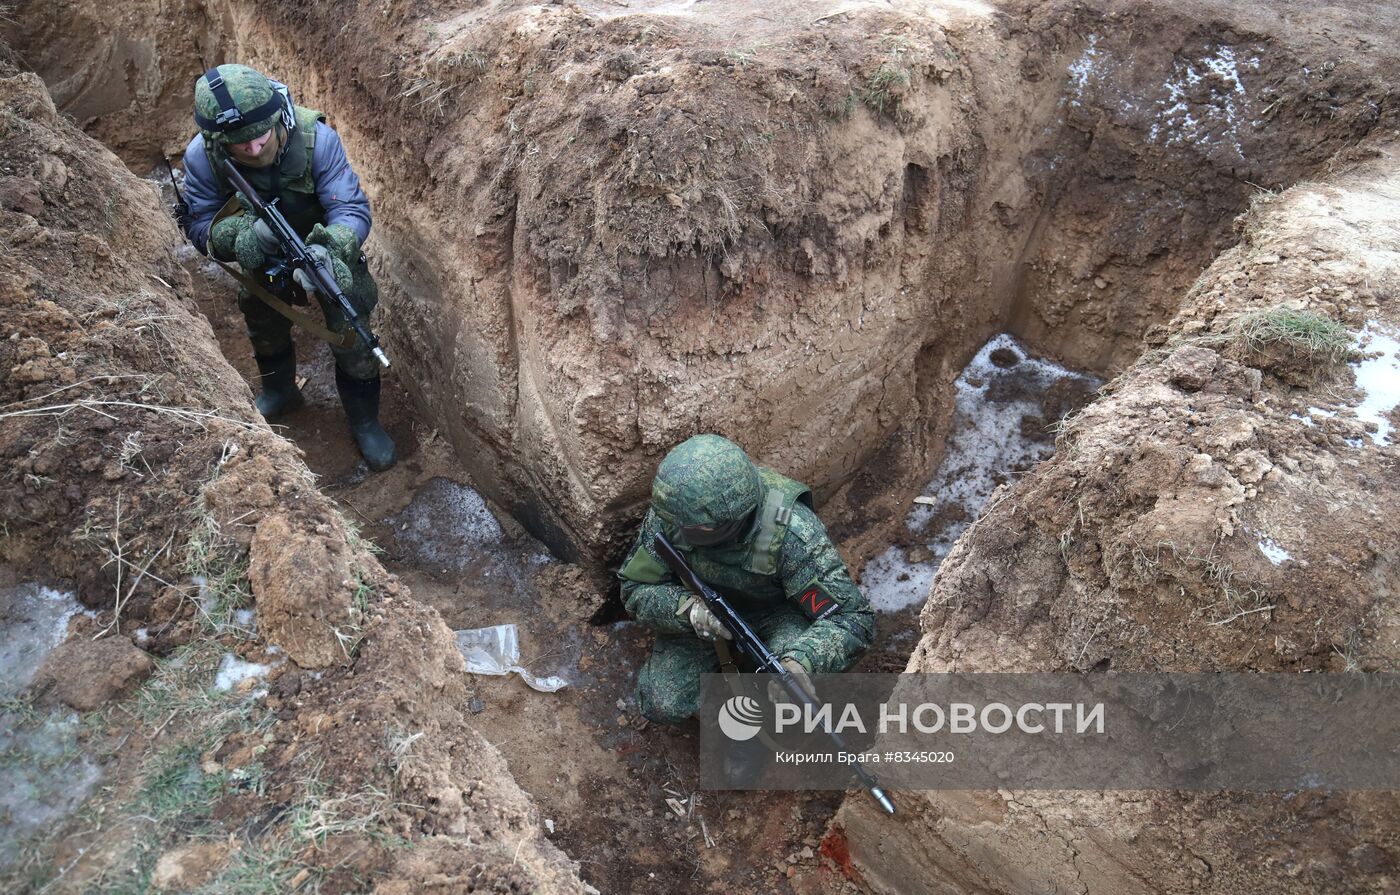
[221,159,390,369]
[654,532,896,815]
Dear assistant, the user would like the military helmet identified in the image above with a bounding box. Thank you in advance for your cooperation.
[652,434,763,546]
[194,64,290,145]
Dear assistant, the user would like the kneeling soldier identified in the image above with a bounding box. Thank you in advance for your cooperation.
[619,434,875,723]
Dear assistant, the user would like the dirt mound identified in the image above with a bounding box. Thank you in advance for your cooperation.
[12,0,1397,566]
[833,146,1400,892]
[0,54,585,893]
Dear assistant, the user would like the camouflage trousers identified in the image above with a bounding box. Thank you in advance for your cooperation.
[636,604,811,725]
[237,252,380,380]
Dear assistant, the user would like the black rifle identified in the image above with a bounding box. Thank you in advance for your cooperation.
[220,159,390,369]
[654,532,896,815]
[162,157,192,238]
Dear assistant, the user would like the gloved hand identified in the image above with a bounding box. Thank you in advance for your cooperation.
[767,657,816,706]
[308,221,361,265]
[292,243,354,293]
[234,216,276,270]
[251,219,280,257]
[208,213,251,262]
[677,594,732,642]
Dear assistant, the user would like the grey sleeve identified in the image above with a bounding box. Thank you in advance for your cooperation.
[311,122,371,245]
[181,134,231,254]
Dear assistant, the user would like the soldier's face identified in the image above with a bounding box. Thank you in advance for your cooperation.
[228,126,281,168]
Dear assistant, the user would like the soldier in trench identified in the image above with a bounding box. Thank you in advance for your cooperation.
[181,63,395,470]
[618,434,875,723]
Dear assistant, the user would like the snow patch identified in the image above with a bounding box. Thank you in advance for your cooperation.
[233,608,258,632]
[214,653,277,692]
[1148,45,1258,159]
[1257,538,1290,565]
[860,334,1099,611]
[1066,35,1102,107]
[0,583,91,697]
[1351,323,1400,445]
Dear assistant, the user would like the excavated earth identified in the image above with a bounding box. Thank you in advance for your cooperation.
[2,0,1399,892]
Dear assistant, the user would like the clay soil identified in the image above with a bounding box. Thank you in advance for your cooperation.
[3,0,1400,893]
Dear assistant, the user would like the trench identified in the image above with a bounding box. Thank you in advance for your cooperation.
[7,0,1395,889]
[171,224,1106,890]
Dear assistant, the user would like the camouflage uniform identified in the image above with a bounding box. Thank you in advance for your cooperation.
[618,435,875,724]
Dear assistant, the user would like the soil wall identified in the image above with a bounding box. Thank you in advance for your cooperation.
[9,0,1396,564]
[0,52,585,892]
[832,147,1400,892]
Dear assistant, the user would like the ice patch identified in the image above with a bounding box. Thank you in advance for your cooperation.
[1351,323,1400,445]
[0,710,102,865]
[214,653,276,691]
[0,583,91,698]
[860,334,1099,611]
[1257,538,1290,565]
[389,477,505,571]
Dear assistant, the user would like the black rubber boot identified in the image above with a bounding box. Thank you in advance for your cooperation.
[252,349,305,420]
[335,368,396,471]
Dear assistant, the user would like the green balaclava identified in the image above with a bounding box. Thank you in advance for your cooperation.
[652,434,763,547]
[193,64,286,146]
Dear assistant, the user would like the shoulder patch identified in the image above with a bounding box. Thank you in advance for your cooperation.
[795,580,841,621]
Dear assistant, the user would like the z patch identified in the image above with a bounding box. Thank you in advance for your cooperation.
[796,583,840,621]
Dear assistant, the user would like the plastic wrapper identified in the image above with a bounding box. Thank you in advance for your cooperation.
[454,623,568,692]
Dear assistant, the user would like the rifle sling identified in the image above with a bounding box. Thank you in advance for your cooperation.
[210,196,357,350]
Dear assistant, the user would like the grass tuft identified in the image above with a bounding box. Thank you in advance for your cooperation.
[1233,306,1351,364]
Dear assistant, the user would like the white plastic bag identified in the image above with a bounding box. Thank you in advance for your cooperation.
[454,624,568,693]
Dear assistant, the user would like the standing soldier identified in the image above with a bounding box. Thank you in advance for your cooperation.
[618,434,875,723]
[181,63,394,470]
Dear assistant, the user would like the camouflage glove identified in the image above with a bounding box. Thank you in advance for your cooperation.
[208,213,252,262]
[309,222,361,266]
[677,594,731,642]
[767,657,816,706]
[291,243,353,294]
[234,217,276,271]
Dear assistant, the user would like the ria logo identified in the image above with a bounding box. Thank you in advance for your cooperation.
[718,695,764,741]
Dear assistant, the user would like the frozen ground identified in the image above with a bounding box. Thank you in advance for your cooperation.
[0,581,102,866]
[1352,322,1400,446]
[859,334,1099,612]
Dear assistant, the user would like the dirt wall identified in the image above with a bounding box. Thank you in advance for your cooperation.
[0,55,585,892]
[9,0,1396,565]
[833,145,1400,893]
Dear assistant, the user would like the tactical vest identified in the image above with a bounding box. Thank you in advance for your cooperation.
[742,468,814,575]
[204,105,327,238]
[621,468,814,596]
